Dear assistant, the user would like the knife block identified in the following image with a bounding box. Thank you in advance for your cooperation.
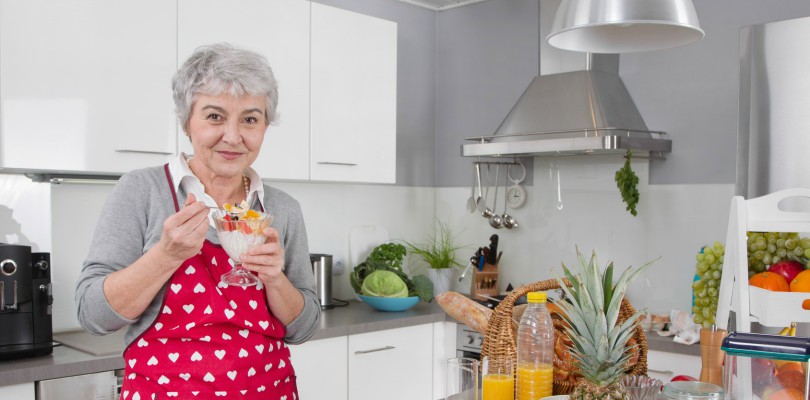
[471,263,498,299]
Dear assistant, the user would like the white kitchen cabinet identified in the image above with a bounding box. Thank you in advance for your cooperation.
[647,349,701,383]
[0,0,177,173]
[288,335,348,400]
[0,382,35,400]
[348,323,433,400]
[178,0,311,181]
[311,3,397,184]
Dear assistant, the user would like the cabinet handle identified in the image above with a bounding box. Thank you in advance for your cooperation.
[354,345,395,354]
[317,161,358,166]
[116,149,174,155]
[647,368,674,376]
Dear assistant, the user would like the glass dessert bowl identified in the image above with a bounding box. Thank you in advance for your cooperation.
[212,203,273,287]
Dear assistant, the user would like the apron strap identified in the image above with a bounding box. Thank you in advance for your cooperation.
[164,163,180,212]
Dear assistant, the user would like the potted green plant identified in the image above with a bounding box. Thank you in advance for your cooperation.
[404,221,466,294]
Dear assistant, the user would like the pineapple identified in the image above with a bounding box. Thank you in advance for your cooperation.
[555,248,656,400]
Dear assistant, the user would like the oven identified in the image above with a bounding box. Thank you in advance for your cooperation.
[456,323,484,359]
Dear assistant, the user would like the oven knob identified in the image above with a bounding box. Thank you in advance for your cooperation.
[477,335,484,346]
[466,335,475,345]
[35,260,49,270]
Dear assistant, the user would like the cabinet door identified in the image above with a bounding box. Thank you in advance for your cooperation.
[178,0,310,181]
[311,3,397,184]
[647,350,701,383]
[349,324,433,400]
[0,382,35,400]
[0,0,176,173]
[288,336,348,400]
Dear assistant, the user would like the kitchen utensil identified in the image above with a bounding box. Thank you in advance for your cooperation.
[459,257,476,282]
[488,165,503,228]
[506,160,528,209]
[446,357,479,400]
[555,164,564,211]
[482,165,494,219]
[699,325,727,387]
[502,165,518,229]
[488,235,499,265]
[466,165,477,213]
[309,254,335,310]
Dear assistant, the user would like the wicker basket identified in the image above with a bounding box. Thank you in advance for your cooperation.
[480,278,648,395]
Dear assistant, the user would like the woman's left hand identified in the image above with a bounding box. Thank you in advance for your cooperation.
[241,227,286,285]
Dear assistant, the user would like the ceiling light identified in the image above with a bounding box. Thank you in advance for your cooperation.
[547,0,705,53]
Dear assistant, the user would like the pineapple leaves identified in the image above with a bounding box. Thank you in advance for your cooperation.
[553,247,658,387]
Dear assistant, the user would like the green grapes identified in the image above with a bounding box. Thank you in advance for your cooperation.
[692,241,724,328]
[746,232,810,278]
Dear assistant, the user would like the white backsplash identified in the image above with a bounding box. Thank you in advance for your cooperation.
[1,161,735,332]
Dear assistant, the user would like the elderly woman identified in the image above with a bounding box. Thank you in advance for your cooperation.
[75,43,320,399]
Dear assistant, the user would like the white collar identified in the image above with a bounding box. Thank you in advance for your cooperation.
[167,153,265,211]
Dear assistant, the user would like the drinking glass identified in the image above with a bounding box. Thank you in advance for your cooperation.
[212,209,273,287]
[483,354,514,400]
[446,357,479,400]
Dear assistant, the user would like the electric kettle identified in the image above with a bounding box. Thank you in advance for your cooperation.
[309,254,334,309]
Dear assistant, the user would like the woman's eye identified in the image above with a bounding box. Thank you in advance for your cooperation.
[206,113,223,121]
[244,116,259,124]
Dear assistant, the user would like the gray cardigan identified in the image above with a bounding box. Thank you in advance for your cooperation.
[75,166,320,347]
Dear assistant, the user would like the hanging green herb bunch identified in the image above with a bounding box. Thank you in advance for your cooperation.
[615,149,640,216]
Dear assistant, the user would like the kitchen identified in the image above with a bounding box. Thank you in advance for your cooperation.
[2,0,810,399]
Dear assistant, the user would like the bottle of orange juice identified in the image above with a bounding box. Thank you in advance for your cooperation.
[516,291,554,400]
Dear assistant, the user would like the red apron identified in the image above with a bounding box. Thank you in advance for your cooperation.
[119,165,297,400]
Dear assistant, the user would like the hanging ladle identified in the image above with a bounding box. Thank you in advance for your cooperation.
[481,164,494,218]
[502,165,518,229]
[466,164,477,213]
[489,165,503,229]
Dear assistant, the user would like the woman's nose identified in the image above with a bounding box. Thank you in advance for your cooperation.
[221,121,243,143]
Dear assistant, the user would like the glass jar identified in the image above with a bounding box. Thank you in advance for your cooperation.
[658,381,724,399]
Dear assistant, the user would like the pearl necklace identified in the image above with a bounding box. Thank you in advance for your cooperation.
[242,174,250,200]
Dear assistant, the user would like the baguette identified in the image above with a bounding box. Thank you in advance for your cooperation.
[435,291,492,334]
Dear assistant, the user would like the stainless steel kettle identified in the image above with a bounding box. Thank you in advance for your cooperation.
[309,254,334,310]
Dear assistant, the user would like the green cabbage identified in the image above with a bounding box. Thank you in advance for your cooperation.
[361,270,409,298]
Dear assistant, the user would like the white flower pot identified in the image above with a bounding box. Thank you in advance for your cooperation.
[427,268,456,294]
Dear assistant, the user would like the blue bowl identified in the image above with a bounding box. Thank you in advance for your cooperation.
[358,295,420,312]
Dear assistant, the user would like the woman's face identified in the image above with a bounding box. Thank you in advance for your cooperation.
[186,92,268,180]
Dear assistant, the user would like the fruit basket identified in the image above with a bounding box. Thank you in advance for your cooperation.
[480,278,648,395]
[717,188,810,330]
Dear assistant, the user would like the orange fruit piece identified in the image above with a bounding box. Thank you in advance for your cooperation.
[776,369,805,391]
[768,388,804,400]
[790,270,810,292]
[750,272,790,292]
[245,209,260,220]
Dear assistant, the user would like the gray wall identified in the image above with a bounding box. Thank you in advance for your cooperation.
[320,0,810,187]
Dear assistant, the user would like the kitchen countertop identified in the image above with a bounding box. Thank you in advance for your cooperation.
[0,300,699,387]
[0,300,448,387]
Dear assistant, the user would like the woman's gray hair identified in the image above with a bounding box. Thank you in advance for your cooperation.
[172,43,279,130]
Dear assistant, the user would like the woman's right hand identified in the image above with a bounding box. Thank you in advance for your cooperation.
[158,193,210,265]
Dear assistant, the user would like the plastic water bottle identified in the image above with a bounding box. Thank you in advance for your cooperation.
[516,291,555,400]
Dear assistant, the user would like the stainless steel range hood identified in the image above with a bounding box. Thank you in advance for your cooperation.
[461,0,671,158]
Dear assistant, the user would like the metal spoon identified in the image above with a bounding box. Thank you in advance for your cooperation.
[481,164,494,218]
[489,165,503,229]
[466,165,477,213]
[502,165,518,229]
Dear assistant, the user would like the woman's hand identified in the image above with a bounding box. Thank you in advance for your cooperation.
[242,227,286,285]
[157,193,210,265]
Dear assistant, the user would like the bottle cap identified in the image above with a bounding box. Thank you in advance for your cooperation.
[527,291,547,303]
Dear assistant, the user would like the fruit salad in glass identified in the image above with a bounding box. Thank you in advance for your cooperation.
[212,201,273,287]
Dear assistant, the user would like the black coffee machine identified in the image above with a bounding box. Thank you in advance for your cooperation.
[0,243,55,360]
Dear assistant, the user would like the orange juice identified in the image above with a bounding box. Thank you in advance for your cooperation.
[483,373,515,400]
[516,362,553,400]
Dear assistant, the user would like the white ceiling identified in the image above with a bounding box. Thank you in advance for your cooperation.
[395,0,491,11]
